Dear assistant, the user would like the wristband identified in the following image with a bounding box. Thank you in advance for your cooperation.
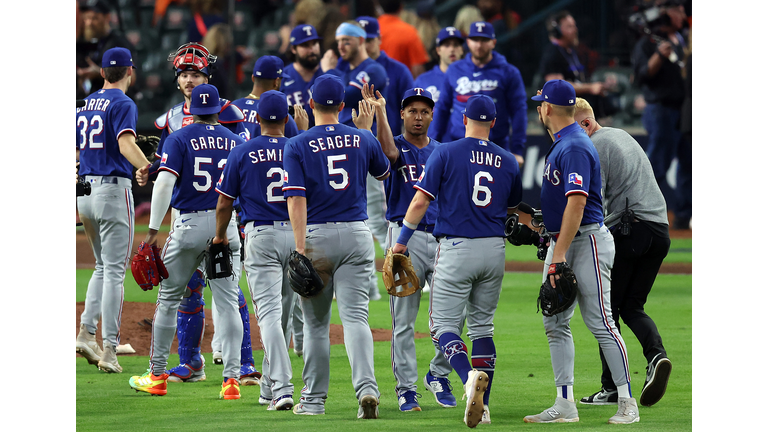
[402,219,418,230]
[395,226,415,247]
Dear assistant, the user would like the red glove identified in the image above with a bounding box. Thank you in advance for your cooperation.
[151,244,169,280]
[131,241,160,291]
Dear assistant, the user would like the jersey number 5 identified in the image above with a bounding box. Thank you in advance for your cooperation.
[194,157,227,192]
[327,155,349,190]
[472,171,493,207]
[77,115,104,149]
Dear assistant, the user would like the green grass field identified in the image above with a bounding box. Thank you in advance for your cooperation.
[76,265,692,431]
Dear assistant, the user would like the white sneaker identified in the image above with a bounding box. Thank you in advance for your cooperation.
[524,397,579,423]
[463,369,488,428]
[97,341,122,373]
[480,405,490,425]
[608,397,640,424]
[76,324,103,366]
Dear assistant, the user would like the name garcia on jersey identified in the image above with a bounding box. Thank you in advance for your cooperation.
[190,134,238,151]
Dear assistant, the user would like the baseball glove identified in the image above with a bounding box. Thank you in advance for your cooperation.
[205,239,233,279]
[151,244,169,280]
[537,262,578,317]
[288,250,324,298]
[136,135,160,160]
[382,248,420,297]
[131,241,161,291]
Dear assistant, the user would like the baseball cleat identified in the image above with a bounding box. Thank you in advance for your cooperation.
[293,402,325,415]
[579,387,618,405]
[268,395,295,411]
[608,397,640,424]
[524,397,579,423]
[167,357,206,382]
[424,371,457,407]
[98,342,122,373]
[129,370,169,396]
[357,394,380,419]
[480,405,490,425]
[259,395,272,405]
[212,351,223,365]
[219,378,241,400]
[240,363,262,386]
[463,369,488,428]
[640,354,672,407]
[398,390,422,412]
[76,325,104,367]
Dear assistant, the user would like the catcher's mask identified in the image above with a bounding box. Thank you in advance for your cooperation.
[169,42,217,87]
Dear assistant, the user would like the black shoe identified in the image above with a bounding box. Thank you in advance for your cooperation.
[640,354,672,407]
[579,388,618,405]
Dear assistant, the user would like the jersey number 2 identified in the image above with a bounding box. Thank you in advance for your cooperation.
[266,167,286,202]
[77,115,104,149]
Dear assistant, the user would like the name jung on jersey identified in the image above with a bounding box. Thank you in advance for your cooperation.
[308,133,362,153]
[469,149,503,168]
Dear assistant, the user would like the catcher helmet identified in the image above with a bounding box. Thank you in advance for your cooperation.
[168,42,217,78]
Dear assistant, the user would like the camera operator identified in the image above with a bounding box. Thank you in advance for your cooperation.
[630,0,690,228]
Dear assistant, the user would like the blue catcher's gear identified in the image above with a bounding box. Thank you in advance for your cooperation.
[167,270,207,382]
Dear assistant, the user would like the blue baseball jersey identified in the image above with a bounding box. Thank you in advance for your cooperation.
[159,123,244,212]
[413,64,446,105]
[280,63,325,128]
[155,99,248,157]
[282,123,391,223]
[384,135,440,225]
[414,137,522,238]
[338,58,388,127]
[229,97,301,139]
[77,88,138,178]
[540,123,604,233]
[216,135,289,224]
[374,52,414,137]
[431,52,528,155]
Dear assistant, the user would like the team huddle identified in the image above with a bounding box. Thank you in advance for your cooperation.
[76,17,673,429]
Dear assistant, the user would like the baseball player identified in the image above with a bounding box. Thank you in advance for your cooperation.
[231,55,302,140]
[214,90,301,411]
[129,84,245,399]
[392,94,522,428]
[362,84,458,411]
[333,20,392,301]
[76,47,152,373]
[574,98,672,407]
[430,21,528,164]
[149,42,261,385]
[523,80,637,424]
[282,74,391,418]
[413,26,465,106]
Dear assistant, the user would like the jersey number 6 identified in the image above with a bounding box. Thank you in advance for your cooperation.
[472,171,493,207]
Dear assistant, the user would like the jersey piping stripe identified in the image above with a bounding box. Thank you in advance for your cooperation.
[428,243,441,346]
[565,189,588,197]
[590,234,631,382]
[150,222,175,370]
[216,188,236,200]
[349,81,364,90]
[117,188,134,344]
[282,186,306,191]
[413,185,435,200]
[374,166,391,180]
[117,128,137,139]
[386,225,402,381]
[158,166,180,177]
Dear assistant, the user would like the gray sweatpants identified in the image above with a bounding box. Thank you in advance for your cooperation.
[242,220,296,399]
[78,175,134,347]
[150,210,243,380]
[386,223,454,394]
[299,221,380,411]
[542,223,630,388]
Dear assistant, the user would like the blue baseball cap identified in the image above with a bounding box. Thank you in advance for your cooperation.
[436,26,464,46]
[258,90,289,122]
[311,74,344,106]
[253,55,289,79]
[356,16,380,39]
[401,88,435,109]
[290,24,322,46]
[189,84,222,115]
[530,79,576,106]
[462,94,496,121]
[468,21,496,39]
[101,47,136,69]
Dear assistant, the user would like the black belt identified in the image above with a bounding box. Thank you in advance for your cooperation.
[179,208,216,215]
[552,221,604,241]
[396,220,434,233]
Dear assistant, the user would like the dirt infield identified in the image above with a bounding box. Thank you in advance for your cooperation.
[75,214,690,358]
